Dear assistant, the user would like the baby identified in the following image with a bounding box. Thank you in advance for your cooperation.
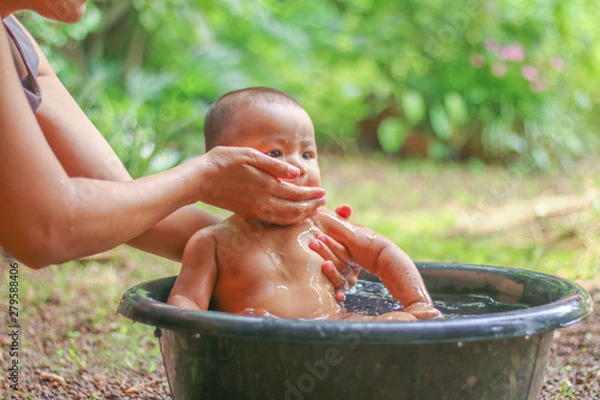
[168,87,442,321]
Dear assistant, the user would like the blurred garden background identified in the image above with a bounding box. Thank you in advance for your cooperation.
[2,0,599,398]
[17,0,599,277]
[20,0,600,175]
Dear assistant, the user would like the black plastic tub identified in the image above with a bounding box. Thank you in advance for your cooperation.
[118,262,592,400]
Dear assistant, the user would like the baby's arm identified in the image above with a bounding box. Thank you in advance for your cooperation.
[167,229,218,310]
[316,209,442,320]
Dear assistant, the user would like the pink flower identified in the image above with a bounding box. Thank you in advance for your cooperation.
[551,57,564,71]
[491,61,507,77]
[499,43,525,62]
[522,65,538,82]
[484,38,500,53]
[470,53,485,68]
[530,79,546,93]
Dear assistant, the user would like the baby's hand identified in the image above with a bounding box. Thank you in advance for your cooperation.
[374,311,418,322]
[403,303,444,320]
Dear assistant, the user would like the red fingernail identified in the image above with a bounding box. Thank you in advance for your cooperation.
[309,240,321,251]
[322,260,334,272]
[336,204,352,219]
[287,166,300,178]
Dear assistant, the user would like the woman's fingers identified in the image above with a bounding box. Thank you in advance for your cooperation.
[318,204,357,300]
[244,150,328,224]
[244,147,302,181]
[251,194,326,225]
[316,233,360,286]
[246,148,326,201]
[198,147,326,225]
[310,234,361,297]
[321,261,349,301]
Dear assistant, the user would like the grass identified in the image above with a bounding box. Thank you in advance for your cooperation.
[1,155,598,396]
[322,155,599,279]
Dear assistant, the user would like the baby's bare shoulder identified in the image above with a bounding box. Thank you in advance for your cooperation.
[186,220,232,250]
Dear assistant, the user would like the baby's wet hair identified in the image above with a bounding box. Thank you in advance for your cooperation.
[204,87,302,151]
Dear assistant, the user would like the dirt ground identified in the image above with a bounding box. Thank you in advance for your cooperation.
[540,284,600,400]
[2,287,598,399]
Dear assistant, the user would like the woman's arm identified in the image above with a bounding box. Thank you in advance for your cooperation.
[0,23,325,268]
[31,24,222,261]
[2,21,208,266]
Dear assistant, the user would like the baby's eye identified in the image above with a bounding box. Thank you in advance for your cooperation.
[266,150,282,158]
[302,151,314,160]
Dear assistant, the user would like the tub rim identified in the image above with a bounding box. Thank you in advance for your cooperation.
[118,262,593,344]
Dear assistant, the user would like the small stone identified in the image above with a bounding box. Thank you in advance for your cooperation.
[467,376,477,388]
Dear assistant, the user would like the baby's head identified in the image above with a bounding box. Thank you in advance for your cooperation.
[204,87,321,187]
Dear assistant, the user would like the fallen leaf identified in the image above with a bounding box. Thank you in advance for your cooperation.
[125,387,140,395]
[40,371,66,385]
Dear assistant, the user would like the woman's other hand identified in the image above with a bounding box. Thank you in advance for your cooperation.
[310,204,360,301]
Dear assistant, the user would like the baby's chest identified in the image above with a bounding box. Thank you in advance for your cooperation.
[217,223,325,278]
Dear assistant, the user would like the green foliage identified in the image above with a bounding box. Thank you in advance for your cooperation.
[377,118,406,153]
[19,0,600,174]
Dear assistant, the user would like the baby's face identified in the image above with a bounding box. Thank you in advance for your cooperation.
[225,102,321,187]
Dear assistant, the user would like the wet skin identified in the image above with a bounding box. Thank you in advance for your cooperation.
[203,214,343,319]
[168,96,442,321]
[169,209,435,321]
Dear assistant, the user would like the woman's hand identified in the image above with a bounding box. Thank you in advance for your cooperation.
[310,204,360,301]
[315,208,440,320]
[196,146,326,225]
